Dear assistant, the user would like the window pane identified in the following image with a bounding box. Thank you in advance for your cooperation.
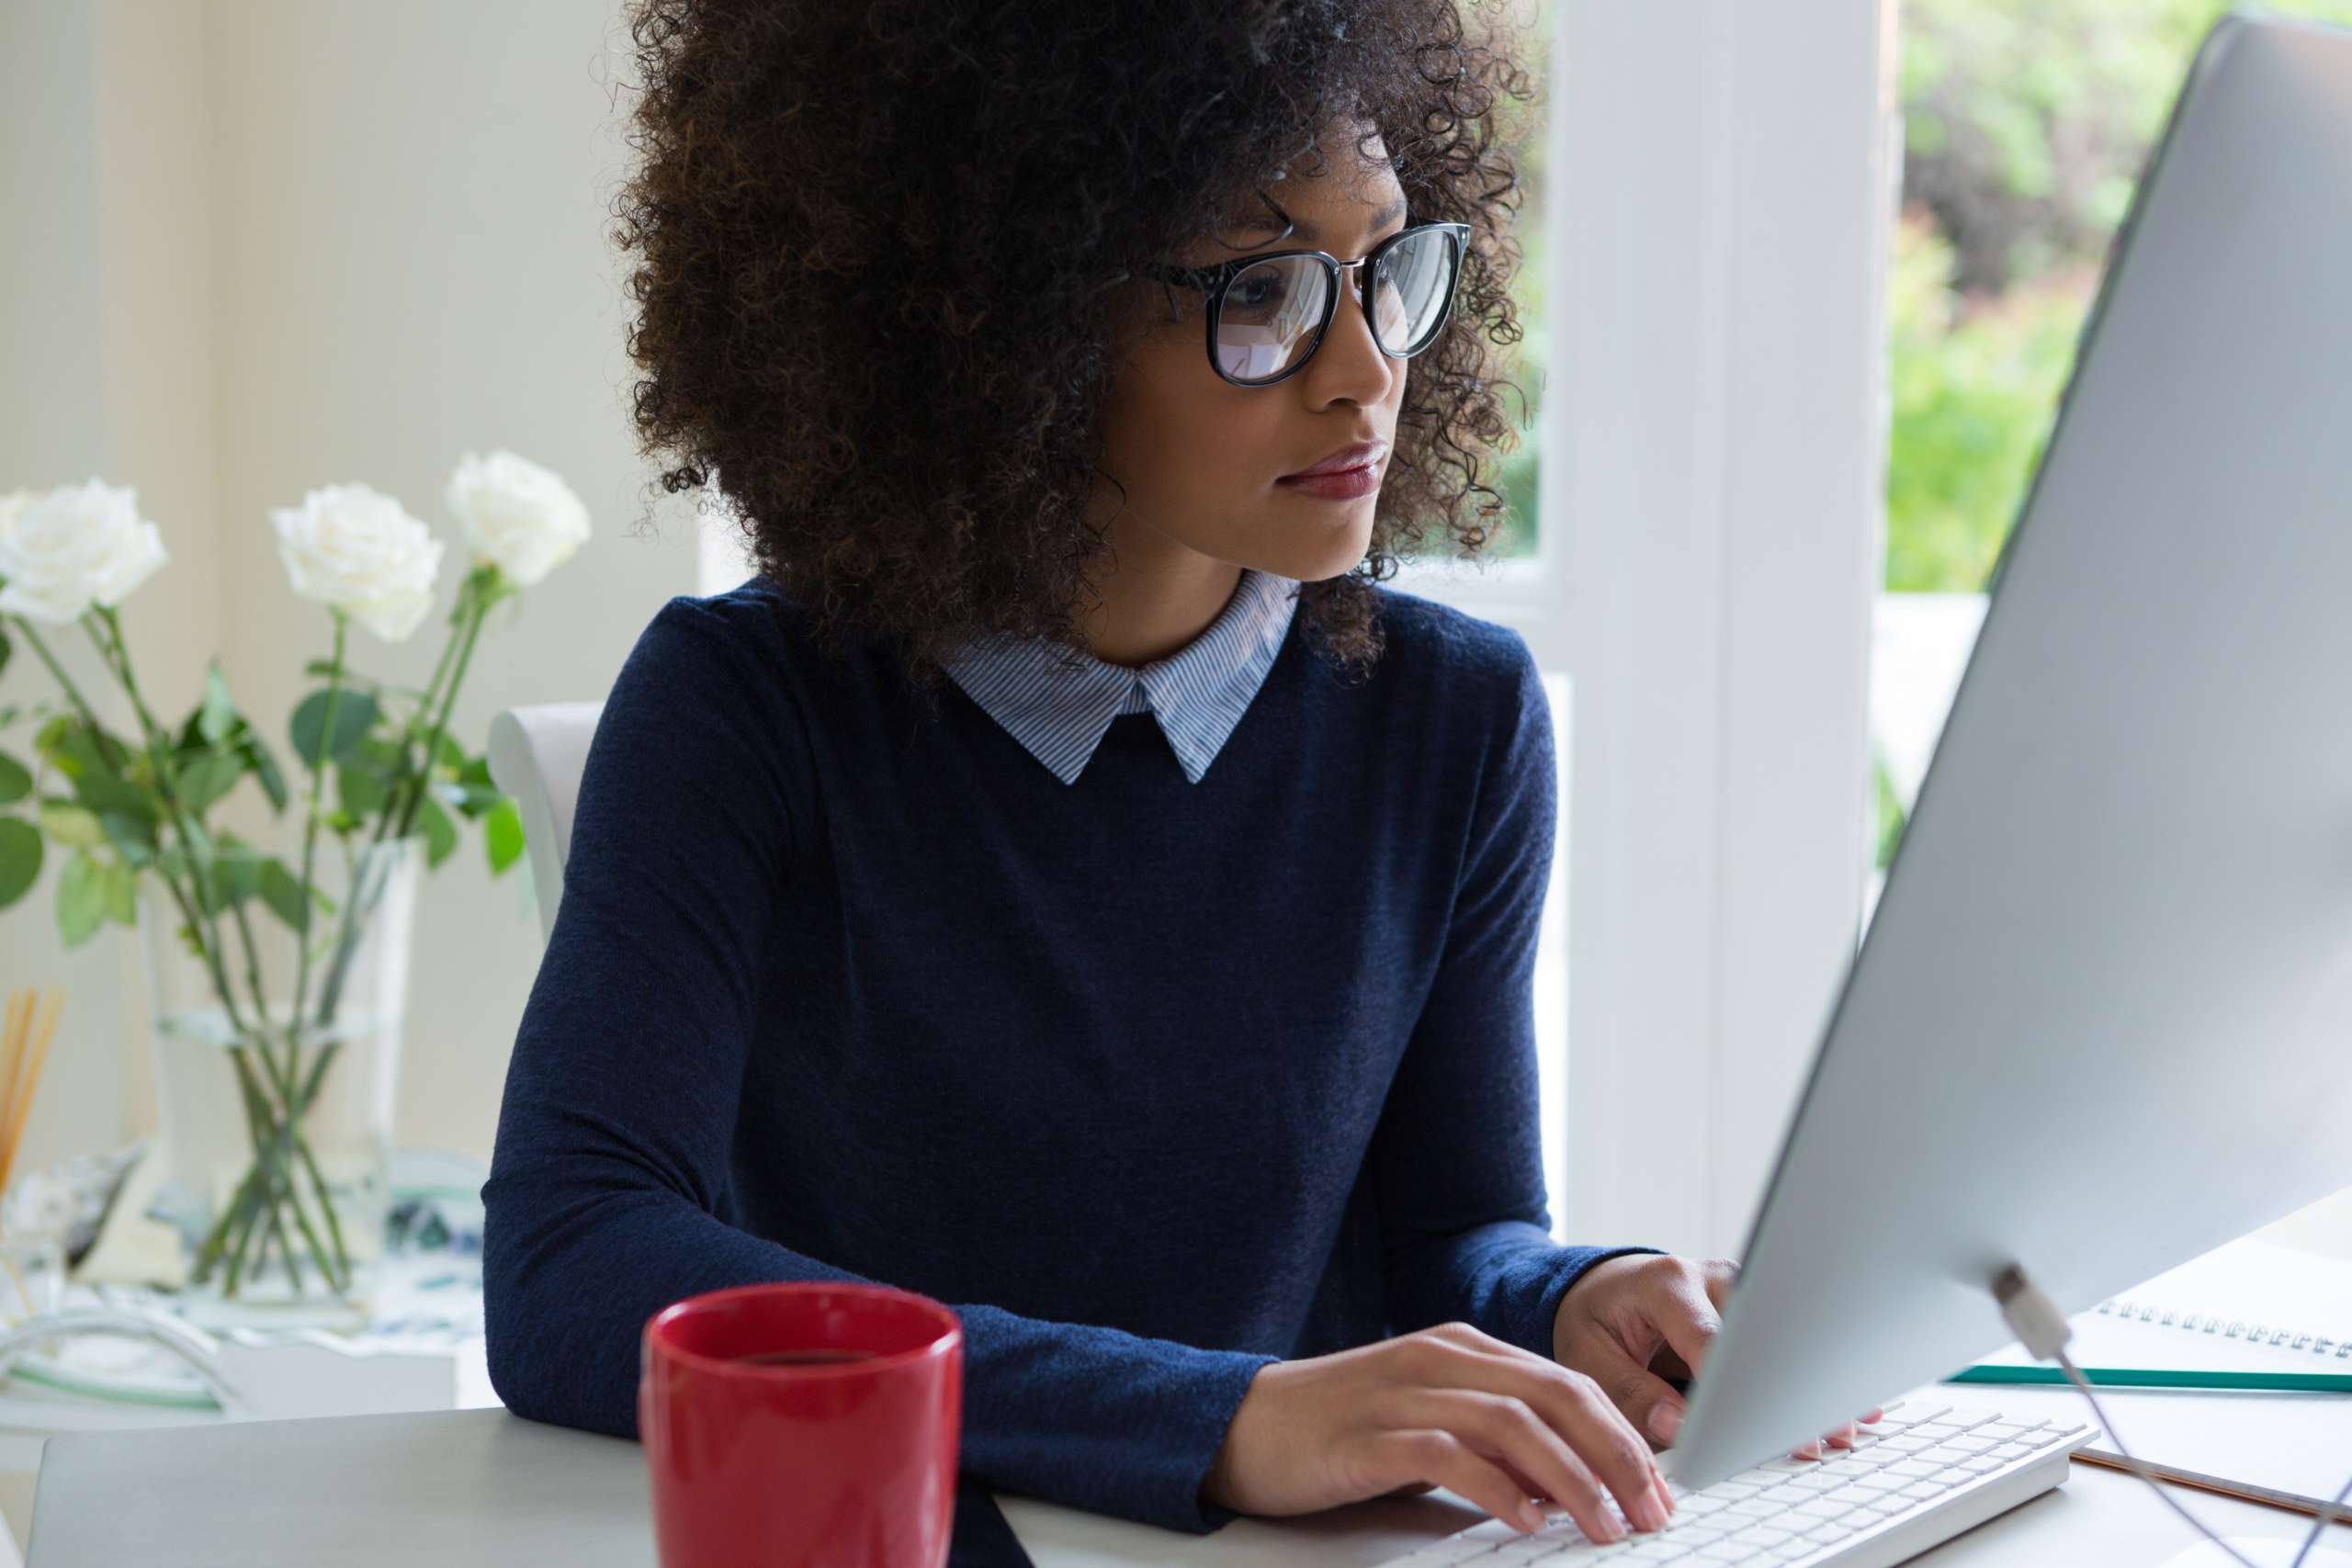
[1402,0,1547,562]
[1869,0,2352,926]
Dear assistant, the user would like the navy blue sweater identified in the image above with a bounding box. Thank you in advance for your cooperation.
[481,574,1658,1539]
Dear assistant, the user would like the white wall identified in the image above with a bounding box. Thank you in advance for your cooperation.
[0,3,149,1178]
[1,0,705,1171]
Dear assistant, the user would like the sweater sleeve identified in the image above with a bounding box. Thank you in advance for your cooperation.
[1366,630,1662,1360]
[480,593,1276,1535]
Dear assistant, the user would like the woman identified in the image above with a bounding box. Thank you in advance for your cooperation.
[480,0,1872,1547]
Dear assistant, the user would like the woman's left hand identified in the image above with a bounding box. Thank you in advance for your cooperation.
[1551,1252,1883,1462]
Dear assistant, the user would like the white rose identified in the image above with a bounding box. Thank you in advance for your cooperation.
[0,479,170,624]
[270,483,445,643]
[443,450,590,587]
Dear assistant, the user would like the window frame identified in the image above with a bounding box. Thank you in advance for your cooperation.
[1394,0,1899,1258]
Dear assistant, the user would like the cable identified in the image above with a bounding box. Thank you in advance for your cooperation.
[1994,1263,2352,1568]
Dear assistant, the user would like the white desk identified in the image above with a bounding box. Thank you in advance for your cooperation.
[20,1381,2346,1566]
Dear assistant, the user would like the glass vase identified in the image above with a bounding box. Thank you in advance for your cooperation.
[0,1224,63,1327]
[137,833,422,1329]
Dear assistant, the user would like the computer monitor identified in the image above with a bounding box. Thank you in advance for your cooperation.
[1665,9,2352,1491]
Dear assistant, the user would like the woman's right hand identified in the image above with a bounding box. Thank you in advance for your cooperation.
[1200,1321,1680,1542]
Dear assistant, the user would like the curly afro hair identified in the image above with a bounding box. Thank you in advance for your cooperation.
[612,0,1540,699]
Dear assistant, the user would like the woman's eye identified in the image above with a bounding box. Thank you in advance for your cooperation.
[1227,276,1286,313]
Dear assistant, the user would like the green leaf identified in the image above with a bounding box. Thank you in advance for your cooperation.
[415,792,458,869]
[449,782,502,818]
[37,799,103,847]
[173,808,215,860]
[0,626,11,682]
[101,859,138,926]
[483,795,525,875]
[175,750,245,815]
[0,818,41,908]
[58,851,106,947]
[96,809,158,867]
[240,733,290,814]
[259,858,309,934]
[207,844,266,906]
[198,661,238,745]
[288,688,381,770]
[54,727,158,823]
[0,750,29,805]
[336,761,390,818]
[435,731,468,772]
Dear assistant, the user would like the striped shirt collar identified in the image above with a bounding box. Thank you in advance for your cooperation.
[942,568,1300,786]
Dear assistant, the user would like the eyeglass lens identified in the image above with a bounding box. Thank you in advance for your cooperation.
[1214,227,1459,384]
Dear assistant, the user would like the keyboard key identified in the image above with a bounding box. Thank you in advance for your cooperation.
[1882,1401,1951,1424]
[1674,1516,1739,1540]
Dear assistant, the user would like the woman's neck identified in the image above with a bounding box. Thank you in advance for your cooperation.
[1077,541,1246,670]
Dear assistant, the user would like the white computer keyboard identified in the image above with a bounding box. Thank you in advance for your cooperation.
[1375,1397,2100,1567]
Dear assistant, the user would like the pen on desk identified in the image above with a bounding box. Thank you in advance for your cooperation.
[1949,1364,2352,1393]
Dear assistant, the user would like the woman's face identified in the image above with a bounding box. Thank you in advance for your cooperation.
[1091,131,1410,586]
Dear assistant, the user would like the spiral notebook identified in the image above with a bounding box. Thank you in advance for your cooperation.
[1959,1234,2352,1518]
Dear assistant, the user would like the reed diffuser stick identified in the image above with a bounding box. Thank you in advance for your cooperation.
[0,991,28,1150]
[0,987,63,1323]
[0,989,62,1195]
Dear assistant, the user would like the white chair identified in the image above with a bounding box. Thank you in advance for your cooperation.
[484,703,603,947]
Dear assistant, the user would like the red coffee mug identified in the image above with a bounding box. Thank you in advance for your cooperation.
[639,1281,964,1567]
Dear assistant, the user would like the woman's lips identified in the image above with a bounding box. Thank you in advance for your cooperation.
[1275,457,1384,500]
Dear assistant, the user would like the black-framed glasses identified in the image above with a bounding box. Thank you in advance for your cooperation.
[1142,220,1471,387]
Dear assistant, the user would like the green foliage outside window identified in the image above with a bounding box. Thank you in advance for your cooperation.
[1874,0,2352,868]
[1889,0,2352,594]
